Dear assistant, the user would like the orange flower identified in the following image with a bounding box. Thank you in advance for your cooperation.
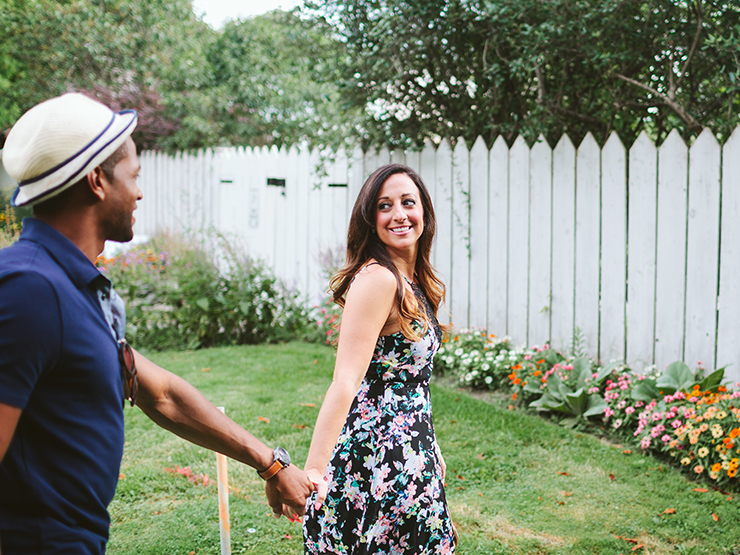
[729,468,737,478]
[508,372,517,381]
[512,364,522,371]
[513,378,522,385]
[533,370,542,377]
[729,428,740,439]
[512,393,518,401]
[537,359,545,365]
[712,463,722,473]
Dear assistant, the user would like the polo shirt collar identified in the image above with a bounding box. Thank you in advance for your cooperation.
[19,218,108,290]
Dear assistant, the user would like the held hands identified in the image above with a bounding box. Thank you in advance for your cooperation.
[306,467,328,511]
[264,465,314,519]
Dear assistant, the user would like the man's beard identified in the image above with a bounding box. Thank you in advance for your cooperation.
[104,208,134,243]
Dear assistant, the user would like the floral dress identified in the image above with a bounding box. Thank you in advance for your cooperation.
[304,283,455,555]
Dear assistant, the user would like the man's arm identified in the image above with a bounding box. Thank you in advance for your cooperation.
[0,402,22,462]
[132,349,313,516]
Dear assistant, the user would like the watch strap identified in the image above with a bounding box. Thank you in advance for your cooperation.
[258,458,286,480]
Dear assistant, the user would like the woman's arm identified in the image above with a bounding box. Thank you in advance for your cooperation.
[304,265,398,506]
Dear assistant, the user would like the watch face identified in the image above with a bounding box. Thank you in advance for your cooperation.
[275,447,291,465]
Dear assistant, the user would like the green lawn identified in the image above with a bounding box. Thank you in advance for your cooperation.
[107,343,740,555]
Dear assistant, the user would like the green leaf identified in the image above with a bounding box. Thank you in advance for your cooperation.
[530,392,567,412]
[594,362,619,384]
[564,386,589,416]
[699,367,726,392]
[239,301,251,315]
[656,361,693,393]
[631,379,661,403]
[195,298,210,311]
[572,357,592,389]
[546,373,563,399]
[583,395,608,417]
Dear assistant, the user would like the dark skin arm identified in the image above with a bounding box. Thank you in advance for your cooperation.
[132,348,313,517]
[0,402,22,462]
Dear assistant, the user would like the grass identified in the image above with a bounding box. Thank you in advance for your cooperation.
[107,343,740,555]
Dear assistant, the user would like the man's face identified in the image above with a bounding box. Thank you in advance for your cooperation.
[102,137,142,243]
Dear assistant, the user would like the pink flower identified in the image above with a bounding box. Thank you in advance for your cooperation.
[641,437,651,449]
[604,407,615,418]
[651,412,663,421]
[671,419,682,429]
[661,434,671,443]
[625,407,635,415]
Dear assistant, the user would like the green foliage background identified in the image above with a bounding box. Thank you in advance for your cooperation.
[0,0,360,151]
[1,0,738,152]
[306,0,740,148]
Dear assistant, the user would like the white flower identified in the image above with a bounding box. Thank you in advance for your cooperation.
[481,363,490,371]
[484,376,493,385]
[455,348,464,356]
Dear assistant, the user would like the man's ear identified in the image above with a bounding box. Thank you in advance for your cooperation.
[86,166,107,202]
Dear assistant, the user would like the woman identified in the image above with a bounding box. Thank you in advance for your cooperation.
[303,164,456,554]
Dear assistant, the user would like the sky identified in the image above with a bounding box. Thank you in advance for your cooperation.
[191,0,304,28]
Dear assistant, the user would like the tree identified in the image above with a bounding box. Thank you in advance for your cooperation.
[206,9,362,149]
[0,0,215,150]
[305,0,740,148]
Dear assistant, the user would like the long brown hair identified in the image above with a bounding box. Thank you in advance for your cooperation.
[330,163,446,340]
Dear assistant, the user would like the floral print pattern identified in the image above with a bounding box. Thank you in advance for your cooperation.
[304,284,455,554]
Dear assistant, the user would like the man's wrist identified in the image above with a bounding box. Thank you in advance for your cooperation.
[258,447,291,480]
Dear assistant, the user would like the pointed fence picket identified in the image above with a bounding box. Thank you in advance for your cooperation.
[600,133,627,362]
[550,136,576,351]
[528,136,552,347]
[627,132,658,370]
[469,136,489,330]
[129,128,740,383]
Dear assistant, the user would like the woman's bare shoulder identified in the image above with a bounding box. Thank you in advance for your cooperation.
[351,261,397,295]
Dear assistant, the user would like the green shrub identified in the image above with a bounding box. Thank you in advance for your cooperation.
[98,233,314,350]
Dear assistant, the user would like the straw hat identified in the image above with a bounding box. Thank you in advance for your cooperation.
[2,93,137,207]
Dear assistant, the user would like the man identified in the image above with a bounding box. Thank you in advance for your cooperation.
[0,93,313,554]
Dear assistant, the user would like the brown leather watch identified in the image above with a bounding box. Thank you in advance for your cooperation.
[257,447,291,480]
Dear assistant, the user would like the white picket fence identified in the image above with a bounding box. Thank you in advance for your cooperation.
[132,128,740,382]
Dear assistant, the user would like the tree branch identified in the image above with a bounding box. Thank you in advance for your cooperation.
[546,102,606,127]
[614,73,702,133]
[534,60,545,103]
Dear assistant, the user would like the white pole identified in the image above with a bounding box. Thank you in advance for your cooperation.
[216,407,231,555]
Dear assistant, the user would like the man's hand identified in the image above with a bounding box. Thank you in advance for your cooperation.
[265,465,315,519]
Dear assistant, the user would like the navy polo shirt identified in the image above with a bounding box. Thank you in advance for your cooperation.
[0,218,125,554]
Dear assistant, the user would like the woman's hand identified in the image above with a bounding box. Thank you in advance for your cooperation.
[306,468,329,511]
[434,442,446,481]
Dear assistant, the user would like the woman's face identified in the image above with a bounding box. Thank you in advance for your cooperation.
[374,173,424,255]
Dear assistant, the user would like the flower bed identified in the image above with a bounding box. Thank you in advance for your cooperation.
[436,328,740,491]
